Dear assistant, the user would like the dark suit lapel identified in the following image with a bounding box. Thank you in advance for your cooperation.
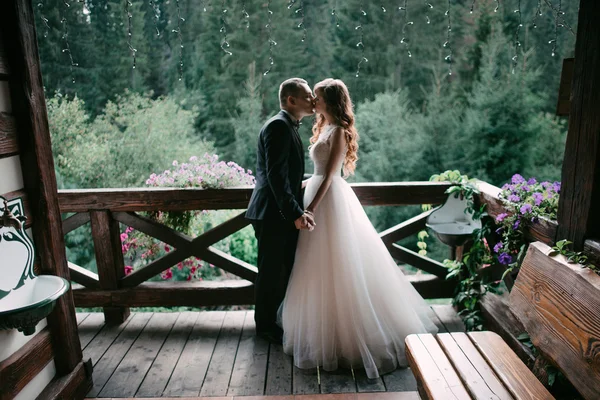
[280,111,304,167]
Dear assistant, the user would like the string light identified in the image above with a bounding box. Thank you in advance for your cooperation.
[149,0,161,36]
[470,0,475,13]
[242,1,250,30]
[287,0,296,9]
[296,0,307,43]
[220,0,232,55]
[36,1,50,38]
[399,0,413,58]
[201,0,207,12]
[264,0,277,76]
[60,1,78,84]
[532,0,542,29]
[548,0,562,57]
[382,4,387,13]
[424,1,433,24]
[543,0,573,35]
[332,1,340,28]
[171,0,185,80]
[494,0,499,13]
[443,0,453,76]
[355,2,368,78]
[125,0,137,69]
[512,0,522,73]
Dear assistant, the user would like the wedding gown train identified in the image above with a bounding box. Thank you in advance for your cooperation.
[279,124,439,379]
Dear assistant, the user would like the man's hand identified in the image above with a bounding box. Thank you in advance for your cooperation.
[294,213,316,230]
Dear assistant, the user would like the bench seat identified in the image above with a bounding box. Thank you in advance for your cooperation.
[405,331,554,400]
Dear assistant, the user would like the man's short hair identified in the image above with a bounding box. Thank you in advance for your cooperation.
[279,78,308,107]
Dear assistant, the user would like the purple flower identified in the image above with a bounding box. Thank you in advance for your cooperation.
[527,178,537,185]
[521,184,531,192]
[496,213,509,222]
[541,181,551,189]
[532,192,543,206]
[502,183,511,190]
[552,182,561,193]
[495,227,503,235]
[493,242,503,253]
[511,174,526,184]
[520,204,533,214]
[498,252,513,265]
[513,219,521,230]
[508,194,521,203]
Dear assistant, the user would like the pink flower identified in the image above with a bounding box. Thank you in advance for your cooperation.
[124,265,133,275]
[161,269,173,280]
[120,233,128,241]
[165,245,171,253]
[186,274,193,281]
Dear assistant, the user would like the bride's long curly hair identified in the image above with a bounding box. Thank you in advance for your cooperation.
[311,79,359,177]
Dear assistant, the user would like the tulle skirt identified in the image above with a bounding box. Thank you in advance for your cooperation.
[279,176,439,379]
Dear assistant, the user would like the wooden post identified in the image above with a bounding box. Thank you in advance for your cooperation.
[90,210,130,323]
[557,0,600,250]
[0,0,82,374]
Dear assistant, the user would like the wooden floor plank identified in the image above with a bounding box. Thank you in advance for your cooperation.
[431,305,465,332]
[436,333,510,399]
[200,311,247,397]
[84,313,134,367]
[292,365,320,395]
[99,312,179,398]
[162,311,226,397]
[265,344,293,395]
[86,313,153,397]
[468,331,554,400]
[78,313,107,350]
[76,312,90,325]
[449,332,513,399]
[136,312,199,397]
[227,311,270,396]
[320,368,357,394]
[428,306,449,333]
[381,368,417,392]
[354,369,386,393]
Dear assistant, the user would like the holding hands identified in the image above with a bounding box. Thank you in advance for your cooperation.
[294,210,315,231]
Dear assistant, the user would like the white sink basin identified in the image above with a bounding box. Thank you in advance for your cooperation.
[0,275,70,335]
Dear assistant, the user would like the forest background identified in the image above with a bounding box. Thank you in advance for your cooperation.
[35,0,577,283]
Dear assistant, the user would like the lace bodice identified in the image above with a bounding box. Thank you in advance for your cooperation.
[309,125,345,176]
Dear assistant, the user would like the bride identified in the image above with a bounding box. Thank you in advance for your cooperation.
[279,78,438,380]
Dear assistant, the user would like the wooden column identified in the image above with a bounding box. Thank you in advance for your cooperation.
[90,210,130,323]
[557,0,600,249]
[0,0,82,374]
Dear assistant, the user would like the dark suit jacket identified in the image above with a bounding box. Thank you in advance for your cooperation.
[246,110,305,222]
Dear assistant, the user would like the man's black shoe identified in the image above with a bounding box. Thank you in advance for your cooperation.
[257,330,283,345]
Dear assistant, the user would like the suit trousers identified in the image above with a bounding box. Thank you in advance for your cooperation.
[252,219,299,333]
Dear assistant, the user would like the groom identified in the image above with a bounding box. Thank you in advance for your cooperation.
[246,78,316,344]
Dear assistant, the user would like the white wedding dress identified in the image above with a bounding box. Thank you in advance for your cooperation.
[279,124,439,379]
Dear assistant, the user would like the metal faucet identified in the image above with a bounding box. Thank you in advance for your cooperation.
[0,200,23,230]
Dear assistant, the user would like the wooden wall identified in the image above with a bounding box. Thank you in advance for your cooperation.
[0,1,91,399]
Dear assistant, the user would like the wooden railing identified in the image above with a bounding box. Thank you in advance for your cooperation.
[57,182,462,322]
[57,180,564,323]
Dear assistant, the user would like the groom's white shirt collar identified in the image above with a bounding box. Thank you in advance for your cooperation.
[281,109,299,124]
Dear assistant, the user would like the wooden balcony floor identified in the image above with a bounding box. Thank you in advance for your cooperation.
[78,305,463,398]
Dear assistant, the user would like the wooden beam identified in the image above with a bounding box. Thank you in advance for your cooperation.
[557,0,600,250]
[388,243,448,278]
[56,182,452,213]
[35,359,93,400]
[584,238,600,267]
[0,29,8,78]
[61,212,90,235]
[0,112,18,158]
[0,329,53,400]
[476,180,557,246]
[90,210,129,323]
[556,58,575,116]
[379,209,433,244]
[72,280,255,307]
[0,0,82,374]
[196,247,258,283]
[68,261,100,289]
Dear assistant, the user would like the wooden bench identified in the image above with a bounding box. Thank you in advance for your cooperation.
[405,239,600,399]
[405,331,553,399]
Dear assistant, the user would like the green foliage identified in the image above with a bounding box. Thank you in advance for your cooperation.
[550,239,598,273]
